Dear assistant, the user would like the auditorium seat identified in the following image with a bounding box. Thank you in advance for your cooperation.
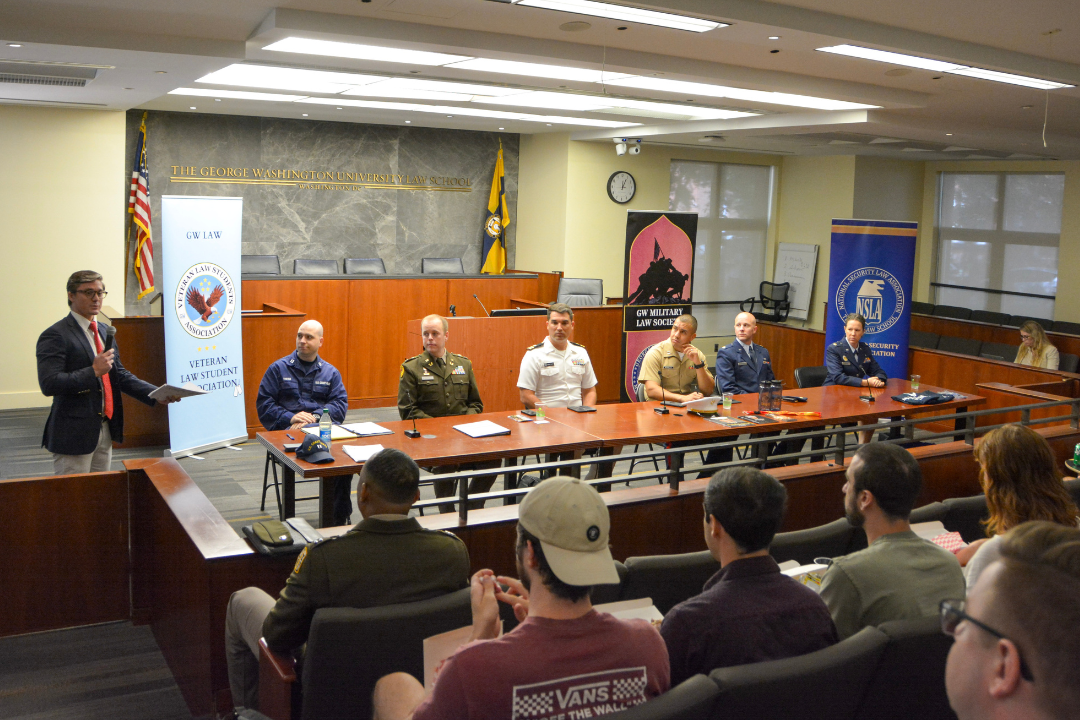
[1060,353,1079,373]
[604,675,719,720]
[259,588,472,720]
[620,551,721,615]
[241,254,280,275]
[707,626,889,720]
[794,365,827,389]
[421,257,465,274]
[1053,320,1080,336]
[769,518,867,566]
[591,560,628,606]
[932,305,972,320]
[293,258,338,275]
[1010,316,1053,330]
[557,277,603,306]
[908,501,947,526]
[908,330,939,349]
[970,310,1010,325]
[941,495,989,543]
[1065,478,1080,507]
[937,336,982,356]
[911,301,935,315]
[979,341,1018,362]
[343,257,386,275]
[855,617,957,720]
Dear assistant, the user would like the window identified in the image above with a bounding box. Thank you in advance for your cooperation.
[669,161,773,335]
[934,172,1063,319]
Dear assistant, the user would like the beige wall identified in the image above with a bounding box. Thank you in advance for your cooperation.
[2,107,127,410]
[918,160,1080,321]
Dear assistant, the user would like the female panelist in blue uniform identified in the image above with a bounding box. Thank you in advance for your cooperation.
[825,313,887,443]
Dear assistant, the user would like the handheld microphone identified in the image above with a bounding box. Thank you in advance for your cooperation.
[449,304,457,317]
[655,384,670,415]
[473,294,491,317]
[103,324,116,352]
[404,390,421,438]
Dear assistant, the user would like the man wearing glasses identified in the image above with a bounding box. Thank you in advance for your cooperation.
[37,270,176,474]
[941,521,1079,720]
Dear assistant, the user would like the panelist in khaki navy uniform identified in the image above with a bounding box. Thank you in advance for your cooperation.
[397,314,495,511]
[638,314,715,402]
[825,313,887,444]
[517,302,598,409]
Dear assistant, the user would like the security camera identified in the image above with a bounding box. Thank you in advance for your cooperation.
[615,142,627,156]
[628,145,641,155]
[614,137,641,156]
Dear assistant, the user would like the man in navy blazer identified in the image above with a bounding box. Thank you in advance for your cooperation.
[36,270,174,474]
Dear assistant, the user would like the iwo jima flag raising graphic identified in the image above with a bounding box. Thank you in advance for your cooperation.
[620,212,698,402]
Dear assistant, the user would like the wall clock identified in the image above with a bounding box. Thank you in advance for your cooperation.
[607,171,636,204]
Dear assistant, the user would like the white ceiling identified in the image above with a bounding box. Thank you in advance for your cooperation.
[1,0,1078,158]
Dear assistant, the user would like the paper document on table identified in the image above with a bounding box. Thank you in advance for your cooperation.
[662,396,719,411]
[453,420,511,438]
[910,521,947,540]
[148,382,208,402]
[594,597,664,625]
[301,424,358,441]
[781,563,829,592]
[340,422,393,437]
[342,444,384,462]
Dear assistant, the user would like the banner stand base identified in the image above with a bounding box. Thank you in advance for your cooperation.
[166,434,249,459]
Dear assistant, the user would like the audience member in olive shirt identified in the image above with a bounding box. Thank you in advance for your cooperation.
[661,467,838,684]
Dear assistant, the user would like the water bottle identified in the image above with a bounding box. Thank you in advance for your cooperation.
[319,407,332,444]
[1074,442,1080,467]
[758,382,770,412]
[771,380,783,411]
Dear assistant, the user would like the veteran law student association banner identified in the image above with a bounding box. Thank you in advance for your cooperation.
[161,196,247,456]
[825,219,918,381]
[621,212,698,402]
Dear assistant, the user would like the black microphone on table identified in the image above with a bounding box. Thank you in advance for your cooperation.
[403,390,421,438]
[655,384,670,415]
[473,294,491,317]
[449,305,456,317]
[857,357,876,403]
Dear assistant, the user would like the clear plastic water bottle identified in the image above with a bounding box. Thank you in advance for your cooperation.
[771,381,783,411]
[758,382,770,412]
[319,407,332,444]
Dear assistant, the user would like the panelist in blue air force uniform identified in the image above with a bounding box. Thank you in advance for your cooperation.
[824,313,887,389]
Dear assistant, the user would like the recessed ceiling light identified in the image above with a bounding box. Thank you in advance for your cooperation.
[945,133,952,136]
[197,64,385,93]
[214,98,221,101]
[817,44,1073,89]
[444,57,628,83]
[499,127,505,130]
[189,106,197,110]
[156,70,167,74]
[509,0,725,32]
[170,87,306,102]
[263,37,472,66]
[616,26,627,30]
[405,120,411,123]
[336,106,342,109]
[7,43,22,48]
[1021,105,1034,109]
[603,75,879,110]
[447,115,453,117]
[768,36,780,40]
[302,113,308,116]
[559,21,591,31]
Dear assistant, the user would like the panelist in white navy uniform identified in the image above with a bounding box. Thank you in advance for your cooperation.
[824,313,887,389]
[517,303,598,409]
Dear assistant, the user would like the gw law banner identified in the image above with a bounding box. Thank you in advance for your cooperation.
[161,196,247,456]
[825,219,918,381]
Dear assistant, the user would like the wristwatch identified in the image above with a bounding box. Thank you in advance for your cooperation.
[692,362,706,370]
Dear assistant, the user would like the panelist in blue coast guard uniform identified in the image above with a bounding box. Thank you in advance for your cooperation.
[824,313,887,389]
[256,320,352,525]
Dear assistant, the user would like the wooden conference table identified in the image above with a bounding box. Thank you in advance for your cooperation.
[258,379,982,526]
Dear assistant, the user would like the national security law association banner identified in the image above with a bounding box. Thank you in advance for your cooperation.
[825,219,918,381]
[161,196,247,456]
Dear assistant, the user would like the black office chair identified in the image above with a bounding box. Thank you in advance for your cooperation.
[1010,316,1053,330]
[241,254,281,275]
[1060,352,1080,373]
[979,341,1018,362]
[937,336,982,356]
[343,258,386,275]
[911,301,935,315]
[794,365,833,461]
[741,281,791,323]
[855,617,957,720]
[1052,321,1080,336]
[932,305,972,320]
[770,518,867,566]
[421,257,465,274]
[620,551,721,615]
[604,675,719,720]
[970,310,1010,325]
[909,330,940,349]
[557,277,603,306]
[293,258,338,275]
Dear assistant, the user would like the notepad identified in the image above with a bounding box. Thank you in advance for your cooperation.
[301,424,358,441]
[342,444,384,462]
[453,420,511,438]
[340,422,393,437]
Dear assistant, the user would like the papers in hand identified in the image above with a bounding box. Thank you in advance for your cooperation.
[661,396,720,411]
[340,422,393,437]
[342,444,384,462]
[149,382,208,401]
[453,420,511,438]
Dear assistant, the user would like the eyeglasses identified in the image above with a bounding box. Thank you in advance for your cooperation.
[940,599,1034,682]
[76,290,108,299]
[1020,333,1033,341]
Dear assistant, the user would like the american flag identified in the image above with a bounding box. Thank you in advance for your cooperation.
[128,113,154,300]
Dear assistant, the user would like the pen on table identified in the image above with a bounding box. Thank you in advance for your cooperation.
[285,433,295,440]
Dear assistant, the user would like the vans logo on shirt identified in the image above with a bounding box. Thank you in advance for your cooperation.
[511,667,648,719]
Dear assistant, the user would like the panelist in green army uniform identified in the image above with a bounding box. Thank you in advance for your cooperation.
[398,314,497,511]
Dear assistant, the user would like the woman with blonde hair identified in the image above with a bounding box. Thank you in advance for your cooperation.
[963,423,1078,588]
[1014,320,1059,370]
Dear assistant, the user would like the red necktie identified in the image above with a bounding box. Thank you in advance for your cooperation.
[90,321,114,419]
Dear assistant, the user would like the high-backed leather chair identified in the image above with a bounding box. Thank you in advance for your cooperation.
[557,277,603,306]
[1053,320,1080,336]
[292,259,338,275]
[421,257,464,274]
[909,330,940,349]
[603,675,719,720]
[970,310,1010,325]
[911,301,935,315]
[1010,315,1053,330]
[770,518,867,566]
[937,336,982,356]
[794,365,827,389]
[1059,352,1079,373]
[942,494,989,543]
[620,551,721,615]
[979,341,1018,362]
[242,254,281,275]
[343,258,386,275]
[855,617,958,720]
[932,305,972,320]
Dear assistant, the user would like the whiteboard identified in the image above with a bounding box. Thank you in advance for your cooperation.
[773,243,819,320]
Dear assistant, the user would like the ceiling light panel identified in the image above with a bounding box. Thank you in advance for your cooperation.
[445,57,627,82]
[368,78,526,96]
[597,98,758,119]
[603,76,878,110]
[944,67,1072,89]
[263,37,473,66]
[511,0,724,32]
[169,87,306,102]
[816,45,963,72]
[474,90,615,110]
[196,64,386,93]
[299,96,636,127]
[343,86,475,102]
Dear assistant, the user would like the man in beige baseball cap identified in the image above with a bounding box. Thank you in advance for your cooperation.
[373,477,670,720]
